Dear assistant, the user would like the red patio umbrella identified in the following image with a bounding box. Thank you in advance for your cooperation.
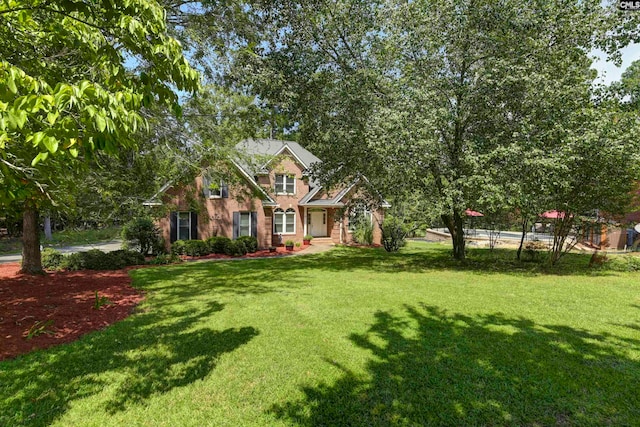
[465,209,484,217]
[540,210,567,219]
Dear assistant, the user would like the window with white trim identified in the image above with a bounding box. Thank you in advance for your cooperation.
[348,205,372,232]
[177,211,192,240]
[204,175,227,199]
[274,208,296,234]
[239,212,252,237]
[275,174,295,194]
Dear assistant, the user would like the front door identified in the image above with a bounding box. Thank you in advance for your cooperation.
[309,210,327,237]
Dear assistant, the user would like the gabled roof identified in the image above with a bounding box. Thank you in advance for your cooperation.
[236,138,321,170]
[143,139,389,209]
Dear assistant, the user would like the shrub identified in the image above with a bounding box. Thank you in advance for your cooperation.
[380,216,408,252]
[353,221,374,246]
[41,248,64,270]
[183,240,210,257]
[600,254,640,272]
[148,254,183,265]
[61,249,129,271]
[207,236,231,254]
[109,249,146,266]
[236,236,258,253]
[83,249,127,270]
[171,240,187,255]
[61,252,86,271]
[225,240,248,256]
[121,217,163,254]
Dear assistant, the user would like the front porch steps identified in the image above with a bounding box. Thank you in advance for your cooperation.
[310,237,334,245]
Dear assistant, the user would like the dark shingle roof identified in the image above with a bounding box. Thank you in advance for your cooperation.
[235,138,321,173]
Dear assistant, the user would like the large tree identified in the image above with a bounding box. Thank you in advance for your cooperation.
[0,0,199,273]
[229,0,637,260]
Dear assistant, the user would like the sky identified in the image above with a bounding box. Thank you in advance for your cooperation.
[591,43,640,85]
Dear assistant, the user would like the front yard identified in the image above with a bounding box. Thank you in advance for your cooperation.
[2,243,640,426]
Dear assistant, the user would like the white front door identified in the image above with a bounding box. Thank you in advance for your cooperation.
[309,210,327,237]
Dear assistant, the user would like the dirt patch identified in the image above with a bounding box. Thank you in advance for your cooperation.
[0,263,144,361]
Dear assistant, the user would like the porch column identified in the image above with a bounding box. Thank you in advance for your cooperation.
[303,206,308,236]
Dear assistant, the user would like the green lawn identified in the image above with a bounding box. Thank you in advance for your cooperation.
[2,243,640,426]
[0,226,121,255]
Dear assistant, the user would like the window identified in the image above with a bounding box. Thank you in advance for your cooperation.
[239,212,251,237]
[348,205,372,232]
[203,175,227,198]
[274,208,296,234]
[177,212,192,240]
[275,174,295,194]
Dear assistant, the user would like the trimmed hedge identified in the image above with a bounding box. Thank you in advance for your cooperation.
[41,248,64,270]
[59,249,145,271]
[207,236,231,254]
[236,236,258,253]
[225,240,248,256]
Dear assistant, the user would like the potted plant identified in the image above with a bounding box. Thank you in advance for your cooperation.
[268,246,277,253]
[303,235,313,245]
[285,240,295,251]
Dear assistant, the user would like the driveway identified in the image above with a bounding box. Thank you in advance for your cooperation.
[0,240,123,264]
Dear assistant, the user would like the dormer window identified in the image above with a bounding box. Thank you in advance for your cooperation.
[275,174,295,194]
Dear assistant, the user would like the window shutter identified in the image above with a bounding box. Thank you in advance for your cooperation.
[232,211,240,239]
[190,212,198,240]
[202,175,210,198]
[222,183,229,198]
[169,212,177,243]
[251,211,258,238]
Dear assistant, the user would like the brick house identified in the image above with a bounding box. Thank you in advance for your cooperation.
[145,139,389,249]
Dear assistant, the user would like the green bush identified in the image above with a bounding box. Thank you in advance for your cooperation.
[110,249,146,266]
[148,254,183,265]
[121,217,162,254]
[353,221,374,246]
[380,216,408,252]
[600,254,640,272]
[236,236,258,253]
[225,240,248,256]
[83,249,127,270]
[41,248,64,270]
[60,249,130,271]
[61,252,86,271]
[183,240,210,257]
[171,240,187,255]
[207,236,231,254]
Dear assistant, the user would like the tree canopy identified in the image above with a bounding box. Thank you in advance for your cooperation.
[0,0,200,273]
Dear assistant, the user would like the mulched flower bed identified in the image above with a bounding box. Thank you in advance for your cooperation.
[0,245,311,361]
[0,263,144,361]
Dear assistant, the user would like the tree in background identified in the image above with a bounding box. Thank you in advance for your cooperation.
[0,0,199,273]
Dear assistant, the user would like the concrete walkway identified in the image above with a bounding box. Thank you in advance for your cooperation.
[0,240,123,264]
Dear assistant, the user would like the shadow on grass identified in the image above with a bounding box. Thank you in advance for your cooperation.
[0,299,258,426]
[270,304,640,426]
[130,245,612,299]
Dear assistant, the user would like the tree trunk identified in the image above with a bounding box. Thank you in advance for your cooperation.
[443,212,466,260]
[44,214,52,240]
[516,217,528,261]
[20,205,43,275]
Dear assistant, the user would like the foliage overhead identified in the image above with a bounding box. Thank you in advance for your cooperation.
[0,0,200,209]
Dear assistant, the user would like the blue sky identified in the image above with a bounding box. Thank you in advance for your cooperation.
[592,43,640,85]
